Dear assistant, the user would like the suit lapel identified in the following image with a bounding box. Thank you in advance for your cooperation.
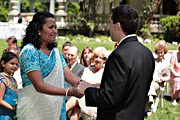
[71,62,78,73]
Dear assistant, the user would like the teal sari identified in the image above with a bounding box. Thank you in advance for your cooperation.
[17,44,67,120]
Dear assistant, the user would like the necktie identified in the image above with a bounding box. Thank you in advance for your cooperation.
[68,64,71,68]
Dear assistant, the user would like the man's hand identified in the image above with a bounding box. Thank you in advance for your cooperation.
[76,80,93,95]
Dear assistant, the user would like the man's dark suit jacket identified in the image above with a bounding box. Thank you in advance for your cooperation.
[71,62,85,78]
[67,62,85,88]
[84,36,155,120]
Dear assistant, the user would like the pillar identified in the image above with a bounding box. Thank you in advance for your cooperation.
[55,0,67,28]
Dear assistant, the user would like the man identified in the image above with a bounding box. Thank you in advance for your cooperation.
[77,5,155,120]
[67,46,85,79]
[66,46,85,120]
[62,41,72,62]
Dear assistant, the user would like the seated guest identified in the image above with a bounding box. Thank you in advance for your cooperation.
[67,47,107,120]
[170,45,180,105]
[147,40,170,115]
[66,46,85,87]
[66,46,85,120]
[80,46,93,67]
[79,46,107,119]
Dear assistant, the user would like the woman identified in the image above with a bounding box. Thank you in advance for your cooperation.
[80,46,93,67]
[147,40,170,115]
[79,46,107,119]
[4,36,21,53]
[16,11,81,120]
[170,45,180,105]
[67,47,107,120]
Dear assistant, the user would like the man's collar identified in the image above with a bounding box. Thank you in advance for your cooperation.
[69,61,78,70]
[118,34,136,45]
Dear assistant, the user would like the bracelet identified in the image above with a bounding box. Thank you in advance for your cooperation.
[66,88,70,98]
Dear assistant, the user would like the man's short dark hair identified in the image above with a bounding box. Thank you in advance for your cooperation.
[111,5,139,35]
[62,41,72,49]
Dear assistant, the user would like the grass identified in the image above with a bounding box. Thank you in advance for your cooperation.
[0,39,115,57]
[145,99,180,120]
[0,38,179,120]
[0,38,178,56]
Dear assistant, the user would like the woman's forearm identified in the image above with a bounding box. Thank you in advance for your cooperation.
[28,70,68,96]
[171,66,180,76]
[64,67,81,85]
[35,82,66,95]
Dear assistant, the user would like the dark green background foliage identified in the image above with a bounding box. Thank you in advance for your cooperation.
[160,16,180,43]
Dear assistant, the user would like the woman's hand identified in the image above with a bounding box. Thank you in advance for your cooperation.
[11,106,16,111]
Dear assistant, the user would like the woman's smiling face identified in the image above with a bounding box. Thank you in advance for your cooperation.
[39,17,57,44]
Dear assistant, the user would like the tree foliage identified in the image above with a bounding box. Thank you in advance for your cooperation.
[67,2,80,14]
[160,16,180,42]
[21,0,49,12]
[0,0,9,22]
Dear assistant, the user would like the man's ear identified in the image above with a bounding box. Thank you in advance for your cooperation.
[115,22,121,31]
[115,22,126,35]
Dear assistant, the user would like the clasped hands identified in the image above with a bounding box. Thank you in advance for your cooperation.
[72,80,100,98]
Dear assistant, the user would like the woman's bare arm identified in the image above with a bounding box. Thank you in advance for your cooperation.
[64,66,81,85]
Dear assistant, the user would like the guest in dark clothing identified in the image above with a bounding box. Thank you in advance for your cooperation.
[77,5,155,120]
[17,13,22,24]
[67,46,85,87]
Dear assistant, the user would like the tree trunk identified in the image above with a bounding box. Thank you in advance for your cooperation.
[145,0,162,24]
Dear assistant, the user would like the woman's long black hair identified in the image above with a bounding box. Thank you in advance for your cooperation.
[21,11,57,50]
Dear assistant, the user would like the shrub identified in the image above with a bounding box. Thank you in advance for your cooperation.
[160,16,180,43]
[0,0,8,22]
[67,2,80,14]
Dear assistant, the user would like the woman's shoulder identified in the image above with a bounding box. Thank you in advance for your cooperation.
[20,44,37,55]
[21,43,35,50]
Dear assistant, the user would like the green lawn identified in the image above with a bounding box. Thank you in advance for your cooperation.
[0,39,115,57]
[145,99,180,120]
[0,38,178,56]
[0,39,179,119]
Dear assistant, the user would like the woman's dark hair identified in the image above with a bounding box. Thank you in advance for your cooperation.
[80,46,93,67]
[0,52,19,72]
[111,5,139,35]
[21,11,55,49]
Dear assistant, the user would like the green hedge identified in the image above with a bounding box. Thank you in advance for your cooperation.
[160,16,180,43]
